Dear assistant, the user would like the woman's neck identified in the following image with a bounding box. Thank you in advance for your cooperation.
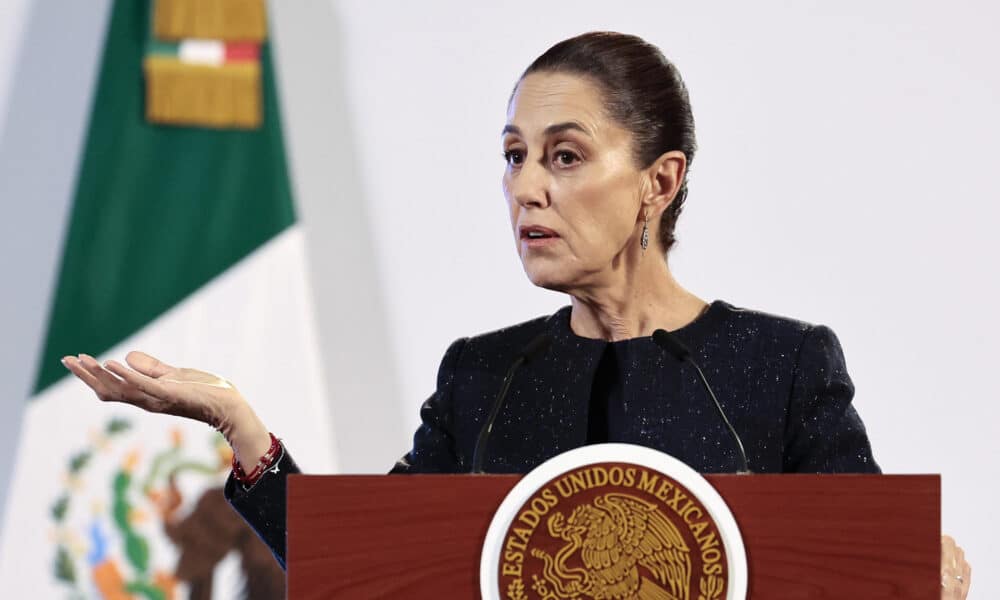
[567,257,707,342]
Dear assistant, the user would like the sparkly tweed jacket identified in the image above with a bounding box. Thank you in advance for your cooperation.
[225,300,880,568]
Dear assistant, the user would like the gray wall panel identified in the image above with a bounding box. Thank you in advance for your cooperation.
[0,0,113,537]
[269,0,405,472]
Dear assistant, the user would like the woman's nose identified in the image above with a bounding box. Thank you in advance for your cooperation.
[511,161,550,209]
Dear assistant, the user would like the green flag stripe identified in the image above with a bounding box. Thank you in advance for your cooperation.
[145,39,178,56]
[33,0,295,394]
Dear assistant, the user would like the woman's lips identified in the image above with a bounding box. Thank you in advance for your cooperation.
[519,225,560,249]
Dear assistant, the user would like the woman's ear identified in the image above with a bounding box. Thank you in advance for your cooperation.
[643,150,687,219]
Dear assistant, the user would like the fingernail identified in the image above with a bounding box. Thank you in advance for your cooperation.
[60,357,70,368]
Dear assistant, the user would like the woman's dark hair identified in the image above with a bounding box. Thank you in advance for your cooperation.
[518,32,697,253]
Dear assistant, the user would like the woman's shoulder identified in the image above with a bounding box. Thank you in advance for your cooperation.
[459,308,567,351]
[712,300,819,336]
[678,299,846,364]
[434,310,566,379]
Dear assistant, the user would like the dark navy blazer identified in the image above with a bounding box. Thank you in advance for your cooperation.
[225,300,880,568]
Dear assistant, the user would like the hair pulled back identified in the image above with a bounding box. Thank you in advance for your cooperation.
[519,32,697,253]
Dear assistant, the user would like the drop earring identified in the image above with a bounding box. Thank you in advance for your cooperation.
[640,213,650,252]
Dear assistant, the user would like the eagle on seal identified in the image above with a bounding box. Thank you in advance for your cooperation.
[530,492,693,600]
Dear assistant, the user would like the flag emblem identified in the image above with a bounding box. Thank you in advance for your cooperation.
[49,417,284,599]
[144,0,267,129]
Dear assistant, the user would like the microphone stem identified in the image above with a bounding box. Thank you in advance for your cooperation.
[471,356,525,473]
[688,358,751,474]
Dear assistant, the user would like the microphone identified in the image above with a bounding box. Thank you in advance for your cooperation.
[471,332,552,473]
[652,329,752,474]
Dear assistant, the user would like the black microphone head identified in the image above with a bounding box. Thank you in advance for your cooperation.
[652,329,691,362]
[519,333,552,363]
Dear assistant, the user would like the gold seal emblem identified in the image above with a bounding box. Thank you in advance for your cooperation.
[483,446,746,600]
[499,462,727,600]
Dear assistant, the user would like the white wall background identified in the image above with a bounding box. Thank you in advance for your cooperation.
[2,0,996,596]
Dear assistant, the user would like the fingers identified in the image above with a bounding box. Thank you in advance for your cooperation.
[104,358,171,399]
[940,534,972,599]
[63,354,161,411]
[957,545,971,597]
[62,355,109,398]
[941,535,956,569]
[125,351,175,378]
[77,354,127,401]
[105,358,218,424]
[104,359,193,417]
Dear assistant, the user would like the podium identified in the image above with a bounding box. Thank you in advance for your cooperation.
[287,474,939,599]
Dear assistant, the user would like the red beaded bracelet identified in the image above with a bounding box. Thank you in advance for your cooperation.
[231,432,282,486]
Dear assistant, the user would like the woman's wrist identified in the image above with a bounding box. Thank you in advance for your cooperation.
[214,399,273,472]
[231,432,282,485]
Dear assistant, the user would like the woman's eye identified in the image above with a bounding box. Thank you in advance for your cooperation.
[503,149,525,166]
[554,150,580,166]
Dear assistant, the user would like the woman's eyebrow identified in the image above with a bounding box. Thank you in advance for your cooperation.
[501,124,522,137]
[543,121,592,138]
[501,121,593,138]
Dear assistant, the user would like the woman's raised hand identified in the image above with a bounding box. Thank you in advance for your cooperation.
[62,351,271,467]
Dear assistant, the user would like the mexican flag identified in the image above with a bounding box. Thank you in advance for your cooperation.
[0,0,336,597]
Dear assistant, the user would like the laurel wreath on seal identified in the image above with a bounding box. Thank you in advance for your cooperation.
[506,578,528,600]
[698,573,725,600]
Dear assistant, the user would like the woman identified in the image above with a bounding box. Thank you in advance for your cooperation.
[62,32,971,597]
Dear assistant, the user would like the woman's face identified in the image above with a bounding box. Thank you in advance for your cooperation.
[502,72,648,293]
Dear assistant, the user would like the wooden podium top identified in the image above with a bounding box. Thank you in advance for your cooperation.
[288,474,939,599]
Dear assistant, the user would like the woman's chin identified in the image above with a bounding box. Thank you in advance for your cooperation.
[522,265,574,293]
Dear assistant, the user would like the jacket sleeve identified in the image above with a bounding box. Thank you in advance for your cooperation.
[390,337,468,473]
[783,324,881,473]
[223,444,300,570]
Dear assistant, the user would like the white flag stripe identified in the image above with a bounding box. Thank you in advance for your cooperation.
[178,39,225,66]
[0,225,337,596]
